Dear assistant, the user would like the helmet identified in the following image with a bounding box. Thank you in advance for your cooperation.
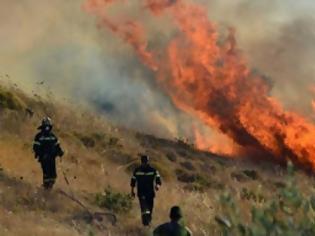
[170,206,182,220]
[140,154,149,164]
[38,117,53,130]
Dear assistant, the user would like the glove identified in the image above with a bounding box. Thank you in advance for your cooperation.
[58,149,64,157]
[34,155,41,162]
[155,185,160,192]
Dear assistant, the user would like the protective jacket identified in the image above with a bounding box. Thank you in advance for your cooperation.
[33,130,64,189]
[130,165,161,198]
[33,131,63,159]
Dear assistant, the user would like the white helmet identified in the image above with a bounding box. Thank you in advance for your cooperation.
[38,117,53,130]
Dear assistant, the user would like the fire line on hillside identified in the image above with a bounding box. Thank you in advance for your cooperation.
[83,0,315,170]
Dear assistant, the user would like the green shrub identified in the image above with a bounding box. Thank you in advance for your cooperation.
[240,188,265,203]
[176,169,223,192]
[215,161,315,236]
[95,187,133,214]
[185,177,222,192]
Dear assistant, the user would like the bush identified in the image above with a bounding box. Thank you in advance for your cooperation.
[189,175,224,192]
[166,151,177,162]
[74,132,121,149]
[95,187,133,214]
[0,87,24,110]
[176,169,195,183]
[215,162,315,236]
[176,169,223,192]
[231,171,250,182]
[240,187,265,203]
[242,170,260,180]
[80,136,96,148]
[180,161,195,171]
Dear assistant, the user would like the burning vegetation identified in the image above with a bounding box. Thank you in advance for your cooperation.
[84,0,315,170]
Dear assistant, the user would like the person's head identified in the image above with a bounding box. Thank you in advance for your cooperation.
[140,154,149,166]
[169,206,183,222]
[38,117,53,132]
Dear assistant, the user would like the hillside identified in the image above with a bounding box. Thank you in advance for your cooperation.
[1,82,315,236]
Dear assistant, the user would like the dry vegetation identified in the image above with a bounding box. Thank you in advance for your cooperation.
[1,82,315,236]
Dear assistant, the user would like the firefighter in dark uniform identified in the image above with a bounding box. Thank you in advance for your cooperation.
[33,117,64,190]
[130,155,162,226]
[153,206,192,236]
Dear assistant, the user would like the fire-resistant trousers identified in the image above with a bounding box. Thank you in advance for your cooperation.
[138,195,154,226]
[40,156,57,189]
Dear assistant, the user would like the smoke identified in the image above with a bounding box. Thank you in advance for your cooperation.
[0,0,103,94]
[1,0,315,151]
[0,0,190,137]
[200,0,315,116]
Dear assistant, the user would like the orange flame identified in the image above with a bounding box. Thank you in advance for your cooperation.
[193,127,236,156]
[84,0,315,169]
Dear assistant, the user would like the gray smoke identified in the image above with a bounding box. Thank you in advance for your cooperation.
[200,0,315,116]
[1,0,314,142]
[0,0,189,137]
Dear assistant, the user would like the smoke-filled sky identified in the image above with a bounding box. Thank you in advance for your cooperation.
[202,0,315,115]
[1,0,315,143]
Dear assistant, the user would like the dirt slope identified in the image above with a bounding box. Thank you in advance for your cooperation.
[0,82,314,236]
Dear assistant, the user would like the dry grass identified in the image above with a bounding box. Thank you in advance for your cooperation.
[1,83,315,235]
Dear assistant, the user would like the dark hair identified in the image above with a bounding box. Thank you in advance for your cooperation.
[170,206,182,221]
[140,155,149,163]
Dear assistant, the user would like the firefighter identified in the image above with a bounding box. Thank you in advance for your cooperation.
[153,206,192,236]
[33,117,64,190]
[130,154,162,226]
